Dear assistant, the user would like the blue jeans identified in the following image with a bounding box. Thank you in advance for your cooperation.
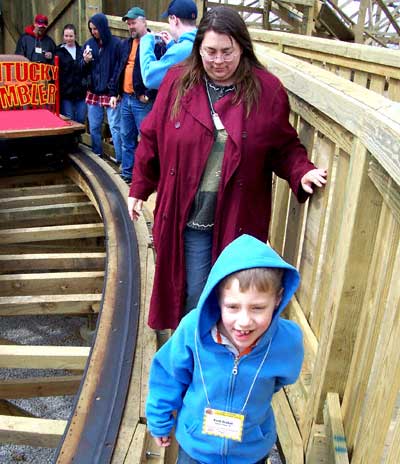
[120,93,153,179]
[61,99,87,124]
[87,102,122,161]
[183,227,213,314]
[177,446,268,464]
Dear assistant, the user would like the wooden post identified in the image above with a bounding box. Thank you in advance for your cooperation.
[353,0,369,43]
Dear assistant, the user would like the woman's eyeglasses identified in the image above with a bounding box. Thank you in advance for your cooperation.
[200,49,239,63]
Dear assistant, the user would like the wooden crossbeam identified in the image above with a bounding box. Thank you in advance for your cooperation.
[0,223,104,244]
[0,184,80,199]
[0,400,35,418]
[0,192,87,208]
[0,252,106,272]
[0,271,104,296]
[0,294,101,316]
[0,345,90,370]
[0,202,96,222]
[0,375,82,399]
[0,415,67,447]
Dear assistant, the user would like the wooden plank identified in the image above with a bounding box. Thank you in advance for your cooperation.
[305,424,329,463]
[0,184,79,198]
[0,415,66,447]
[323,393,349,464]
[0,271,104,296]
[0,252,106,272]
[272,389,304,464]
[0,375,82,399]
[0,223,104,243]
[0,192,87,208]
[0,400,35,418]
[341,205,399,448]
[0,345,90,370]
[0,294,101,316]
[0,202,96,222]
[124,422,146,463]
[349,241,400,463]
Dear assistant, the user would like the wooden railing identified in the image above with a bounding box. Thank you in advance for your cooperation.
[255,45,400,463]
[251,29,400,101]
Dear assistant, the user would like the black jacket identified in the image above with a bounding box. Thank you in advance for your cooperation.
[55,42,87,100]
[15,25,56,64]
[117,34,166,101]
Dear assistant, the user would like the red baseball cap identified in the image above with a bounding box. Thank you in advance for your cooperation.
[35,14,48,26]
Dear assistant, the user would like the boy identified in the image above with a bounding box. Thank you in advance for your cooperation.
[146,234,304,463]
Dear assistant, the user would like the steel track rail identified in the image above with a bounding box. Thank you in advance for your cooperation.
[54,148,140,463]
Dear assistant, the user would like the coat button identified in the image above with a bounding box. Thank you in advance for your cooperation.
[169,169,175,176]
[242,131,247,138]
[175,121,181,129]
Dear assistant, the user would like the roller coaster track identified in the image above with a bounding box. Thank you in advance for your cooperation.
[0,147,159,463]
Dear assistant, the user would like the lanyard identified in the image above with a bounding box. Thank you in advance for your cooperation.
[194,329,272,413]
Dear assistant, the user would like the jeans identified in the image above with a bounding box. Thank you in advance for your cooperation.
[60,99,87,124]
[120,93,153,179]
[177,446,268,464]
[87,102,122,161]
[183,227,213,314]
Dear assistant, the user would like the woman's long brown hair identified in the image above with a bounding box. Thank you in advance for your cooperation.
[171,6,264,118]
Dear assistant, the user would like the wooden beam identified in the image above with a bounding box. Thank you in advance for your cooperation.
[0,271,104,296]
[272,390,304,464]
[0,252,106,272]
[0,202,96,222]
[0,345,90,370]
[0,375,82,399]
[323,393,349,464]
[0,192,87,208]
[0,294,101,316]
[0,415,66,447]
[0,223,104,244]
[47,0,75,31]
[0,184,79,199]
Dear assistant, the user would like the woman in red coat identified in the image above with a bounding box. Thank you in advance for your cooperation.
[128,6,327,330]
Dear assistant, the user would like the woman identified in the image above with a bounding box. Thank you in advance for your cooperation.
[55,24,87,123]
[128,7,327,330]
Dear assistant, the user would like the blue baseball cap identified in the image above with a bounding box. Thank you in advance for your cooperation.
[161,0,197,20]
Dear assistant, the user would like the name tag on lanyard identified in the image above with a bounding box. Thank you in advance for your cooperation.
[202,407,245,441]
[212,113,225,131]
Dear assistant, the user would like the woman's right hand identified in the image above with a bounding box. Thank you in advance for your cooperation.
[128,197,143,221]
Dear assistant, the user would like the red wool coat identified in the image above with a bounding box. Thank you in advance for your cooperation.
[129,65,315,330]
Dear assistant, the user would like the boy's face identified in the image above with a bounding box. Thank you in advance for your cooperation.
[218,278,282,352]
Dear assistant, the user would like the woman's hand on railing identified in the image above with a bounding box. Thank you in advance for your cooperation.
[301,168,328,194]
[128,196,143,221]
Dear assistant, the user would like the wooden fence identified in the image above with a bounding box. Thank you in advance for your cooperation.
[254,44,400,463]
[251,29,400,101]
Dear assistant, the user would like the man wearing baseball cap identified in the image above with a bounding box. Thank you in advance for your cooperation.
[113,6,166,183]
[139,0,197,90]
[16,14,56,63]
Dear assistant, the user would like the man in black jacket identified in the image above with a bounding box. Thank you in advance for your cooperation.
[16,14,56,63]
[116,7,165,183]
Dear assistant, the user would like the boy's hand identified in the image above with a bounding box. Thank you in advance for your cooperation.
[301,168,328,194]
[154,436,171,447]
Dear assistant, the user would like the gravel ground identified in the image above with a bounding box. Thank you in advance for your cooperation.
[0,315,88,464]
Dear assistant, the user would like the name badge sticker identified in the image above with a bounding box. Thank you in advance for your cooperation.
[202,408,244,441]
[212,113,225,131]
[35,47,43,54]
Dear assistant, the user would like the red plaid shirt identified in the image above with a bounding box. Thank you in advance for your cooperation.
[85,91,113,107]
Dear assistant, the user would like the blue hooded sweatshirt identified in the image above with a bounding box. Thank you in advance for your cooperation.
[81,13,122,96]
[146,234,304,463]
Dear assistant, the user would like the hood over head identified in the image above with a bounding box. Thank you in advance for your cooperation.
[88,13,112,45]
[196,234,300,340]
